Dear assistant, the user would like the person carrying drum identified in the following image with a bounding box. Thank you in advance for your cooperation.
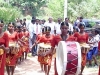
[87,29,100,67]
[5,22,18,75]
[32,27,46,72]
[36,26,54,75]
[21,26,29,60]
[16,26,24,64]
[51,22,76,75]
[74,23,89,75]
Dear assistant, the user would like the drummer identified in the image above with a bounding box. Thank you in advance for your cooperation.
[51,22,76,75]
[87,29,100,67]
[74,23,89,75]
[0,20,9,75]
[36,27,46,72]
[31,27,46,72]
[22,26,29,60]
[37,26,54,75]
[5,22,18,75]
[16,26,24,64]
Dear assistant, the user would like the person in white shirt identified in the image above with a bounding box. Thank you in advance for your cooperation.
[65,17,73,32]
[28,19,36,52]
[44,17,56,34]
[55,18,62,34]
[32,19,42,56]
[87,29,100,67]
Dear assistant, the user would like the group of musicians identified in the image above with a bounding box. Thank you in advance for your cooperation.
[0,19,100,75]
[34,22,100,75]
[0,20,29,75]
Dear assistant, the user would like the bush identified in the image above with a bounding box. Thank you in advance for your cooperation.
[0,7,22,24]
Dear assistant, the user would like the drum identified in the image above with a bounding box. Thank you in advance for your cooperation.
[56,41,81,75]
[37,43,51,56]
[80,43,90,54]
[22,36,28,42]
[0,49,4,55]
[9,43,20,54]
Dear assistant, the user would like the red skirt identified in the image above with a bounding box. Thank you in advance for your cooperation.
[17,47,23,58]
[25,46,29,53]
[0,53,6,75]
[82,53,87,66]
[39,54,52,66]
[38,56,43,63]
[6,54,17,66]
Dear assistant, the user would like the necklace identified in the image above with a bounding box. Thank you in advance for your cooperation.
[61,34,68,41]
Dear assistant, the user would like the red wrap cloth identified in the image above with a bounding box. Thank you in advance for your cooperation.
[38,34,54,65]
[0,32,9,75]
[5,31,18,66]
[74,32,89,66]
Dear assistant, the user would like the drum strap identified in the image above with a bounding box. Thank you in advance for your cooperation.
[61,34,68,41]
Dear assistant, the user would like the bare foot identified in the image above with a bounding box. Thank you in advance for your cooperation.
[38,70,44,73]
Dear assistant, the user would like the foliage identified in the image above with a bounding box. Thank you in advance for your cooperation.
[0,7,22,24]
[9,0,48,17]
[46,0,64,20]
[47,0,100,22]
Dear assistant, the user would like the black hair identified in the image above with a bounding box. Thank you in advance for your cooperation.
[17,25,22,29]
[42,19,46,23]
[32,16,36,20]
[80,16,83,19]
[68,31,73,35]
[73,27,79,32]
[8,22,15,26]
[42,27,45,33]
[79,22,85,28]
[23,18,26,21]
[0,20,4,24]
[60,22,69,28]
[45,26,51,32]
[95,29,99,34]
[65,17,69,21]
[31,19,36,23]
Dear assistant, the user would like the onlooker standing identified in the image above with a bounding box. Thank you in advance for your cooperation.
[55,18,62,34]
[28,19,36,53]
[77,17,85,27]
[73,17,80,27]
[65,17,73,32]
[42,19,46,25]
[44,17,56,34]
[32,19,42,56]
[22,18,26,26]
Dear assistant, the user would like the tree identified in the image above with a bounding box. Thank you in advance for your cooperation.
[46,0,64,20]
[47,0,100,21]
[9,0,48,17]
[0,1,22,24]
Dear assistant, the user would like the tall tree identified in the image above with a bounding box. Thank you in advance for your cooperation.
[47,0,100,21]
[9,0,47,17]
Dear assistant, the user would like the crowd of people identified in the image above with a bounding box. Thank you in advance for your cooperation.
[0,16,100,75]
